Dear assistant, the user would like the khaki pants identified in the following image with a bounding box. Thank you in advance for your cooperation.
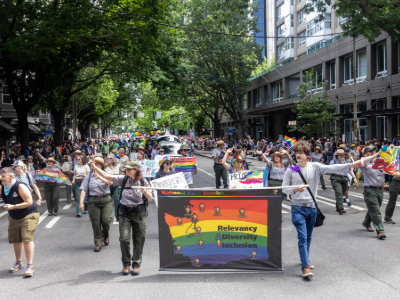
[363,187,384,233]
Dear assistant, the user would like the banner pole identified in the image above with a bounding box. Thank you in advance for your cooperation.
[126,185,309,190]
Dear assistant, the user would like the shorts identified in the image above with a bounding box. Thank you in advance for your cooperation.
[8,212,40,244]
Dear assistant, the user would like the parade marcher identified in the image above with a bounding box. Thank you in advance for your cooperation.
[43,157,61,216]
[1,167,40,277]
[178,144,197,188]
[102,142,109,159]
[385,160,400,224]
[282,141,363,278]
[12,160,42,203]
[261,150,289,199]
[359,146,386,239]
[310,147,326,190]
[212,140,228,189]
[79,157,113,252]
[72,155,90,217]
[222,148,246,174]
[61,155,74,203]
[330,149,351,214]
[344,148,356,206]
[90,161,153,276]
[105,154,120,219]
[155,157,175,179]
[117,146,129,175]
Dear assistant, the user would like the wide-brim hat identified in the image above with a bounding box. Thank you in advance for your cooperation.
[270,152,284,159]
[93,157,106,168]
[12,160,25,167]
[339,144,346,148]
[336,149,346,156]
[138,146,145,151]
[17,155,26,161]
[159,156,174,167]
[178,143,190,154]
[364,145,375,153]
[315,146,321,151]
[45,157,57,164]
[217,140,224,145]
[111,149,117,154]
[231,156,246,166]
[73,150,82,155]
[126,161,141,170]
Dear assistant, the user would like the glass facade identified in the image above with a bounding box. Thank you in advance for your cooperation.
[255,0,266,62]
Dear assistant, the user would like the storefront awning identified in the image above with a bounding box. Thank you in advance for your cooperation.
[0,120,17,132]
[28,124,41,133]
[361,108,400,117]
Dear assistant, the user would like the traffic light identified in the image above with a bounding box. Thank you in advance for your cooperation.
[118,110,121,117]
[134,111,137,119]
[153,111,156,119]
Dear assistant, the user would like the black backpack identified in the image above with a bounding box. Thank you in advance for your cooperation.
[118,176,148,217]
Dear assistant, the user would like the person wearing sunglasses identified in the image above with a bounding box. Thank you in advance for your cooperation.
[155,157,175,179]
[221,148,246,174]
[72,155,90,217]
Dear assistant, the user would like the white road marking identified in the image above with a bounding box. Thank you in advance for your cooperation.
[282,204,292,210]
[45,216,60,228]
[0,211,8,218]
[197,168,215,178]
[63,204,72,210]
[317,195,367,211]
[316,198,337,208]
[38,211,49,225]
[282,210,288,214]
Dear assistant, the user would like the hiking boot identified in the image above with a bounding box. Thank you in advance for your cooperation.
[131,267,140,276]
[309,261,314,269]
[384,219,395,224]
[122,266,130,275]
[362,221,374,232]
[302,267,313,278]
[378,233,386,240]
[338,210,346,215]
[24,266,34,277]
[9,262,24,273]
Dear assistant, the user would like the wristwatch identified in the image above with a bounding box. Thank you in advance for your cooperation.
[14,205,17,210]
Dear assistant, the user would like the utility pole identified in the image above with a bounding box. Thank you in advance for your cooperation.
[353,35,358,142]
[73,94,76,142]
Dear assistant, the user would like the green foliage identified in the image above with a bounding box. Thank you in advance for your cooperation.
[304,0,400,42]
[251,55,275,77]
[290,70,340,138]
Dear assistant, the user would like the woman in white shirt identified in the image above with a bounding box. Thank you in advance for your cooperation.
[72,155,90,217]
[105,154,120,219]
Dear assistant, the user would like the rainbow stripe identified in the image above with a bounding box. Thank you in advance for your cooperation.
[163,199,268,266]
[173,157,196,173]
[246,150,253,155]
[218,149,229,163]
[282,135,296,148]
[34,170,72,186]
[239,171,264,184]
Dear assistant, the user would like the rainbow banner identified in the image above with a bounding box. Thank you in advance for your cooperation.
[282,135,296,148]
[218,149,229,163]
[246,150,253,155]
[173,157,197,173]
[158,189,282,271]
[33,170,72,186]
[229,171,264,188]
[372,146,399,175]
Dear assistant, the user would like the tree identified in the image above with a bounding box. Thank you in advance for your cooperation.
[304,0,400,42]
[251,55,275,77]
[182,0,263,139]
[289,70,340,138]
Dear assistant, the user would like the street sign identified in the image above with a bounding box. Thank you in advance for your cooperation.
[156,112,162,119]
[229,127,233,135]
[45,125,53,135]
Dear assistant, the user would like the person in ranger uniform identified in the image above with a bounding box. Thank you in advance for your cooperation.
[359,146,386,239]
[310,147,326,190]
[385,161,400,224]
[330,149,351,214]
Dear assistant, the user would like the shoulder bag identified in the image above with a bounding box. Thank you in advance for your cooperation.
[83,173,92,204]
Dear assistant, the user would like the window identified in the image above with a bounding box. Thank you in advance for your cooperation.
[344,55,353,82]
[377,99,387,110]
[242,95,247,109]
[377,44,387,74]
[298,31,306,47]
[273,81,283,103]
[278,44,285,59]
[277,5,282,20]
[298,10,306,25]
[357,51,367,80]
[325,14,331,29]
[338,16,347,26]
[285,37,294,50]
[330,61,336,89]
[358,102,367,112]
[2,85,11,104]
[278,23,286,37]
[307,66,323,92]
[306,18,323,36]
[291,15,294,27]
[254,88,262,107]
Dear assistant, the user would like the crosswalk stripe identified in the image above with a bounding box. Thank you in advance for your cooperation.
[347,192,400,207]
[316,198,337,208]
[282,204,292,210]
[317,195,367,211]
[282,210,288,214]
[45,216,60,228]
[63,204,72,210]
[38,211,49,225]
[0,211,8,218]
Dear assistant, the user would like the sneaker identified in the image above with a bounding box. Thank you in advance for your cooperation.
[378,233,387,240]
[309,261,314,269]
[302,267,313,278]
[24,266,34,277]
[384,219,395,224]
[83,211,88,214]
[347,201,351,207]
[131,267,140,276]
[343,197,346,203]
[9,262,24,273]
[77,213,82,218]
[362,221,374,232]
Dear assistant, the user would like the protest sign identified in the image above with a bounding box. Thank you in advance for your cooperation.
[372,147,399,175]
[129,153,138,161]
[229,171,264,189]
[150,173,189,207]
[139,160,158,178]
[173,157,196,173]
[158,189,282,271]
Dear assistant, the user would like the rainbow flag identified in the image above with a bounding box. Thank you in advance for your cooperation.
[282,135,296,148]
[239,171,264,185]
[246,150,253,155]
[173,157,197,173]
[218,149,229,163]
[33,170,72,186]
[133,132,143,137]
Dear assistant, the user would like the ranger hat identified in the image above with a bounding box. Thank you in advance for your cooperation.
[339,144,346,148]
[335,149,345,156]
[217,140,224,145]
[125,161,141,170]
[364,145,376,153]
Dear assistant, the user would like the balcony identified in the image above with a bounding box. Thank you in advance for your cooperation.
[375,71,387,79]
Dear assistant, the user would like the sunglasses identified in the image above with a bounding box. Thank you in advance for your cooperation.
[77,158,81,161]
[165,162,172,165]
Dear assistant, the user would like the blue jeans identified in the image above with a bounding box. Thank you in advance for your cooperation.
[327,156,333,165]
[291,205,317,269]
[75,180,87,213]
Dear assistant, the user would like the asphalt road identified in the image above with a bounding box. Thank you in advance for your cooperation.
[1,154,400,299]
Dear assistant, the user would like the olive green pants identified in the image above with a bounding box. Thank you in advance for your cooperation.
[386,180,400,221]
[44,182,60,213]
[119,209,146,268]
[268,179,284,200]
[363,187,384,233]
[110,185,119,219]
[331,176,347,211]
[88,195,113,247]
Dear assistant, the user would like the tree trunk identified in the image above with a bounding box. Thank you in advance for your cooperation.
[51,109,67,145]
[15,108,30,151]
[236,122,244,140]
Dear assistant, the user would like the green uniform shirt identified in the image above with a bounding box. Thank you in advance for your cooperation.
[102,145,109,153]
[152,120,157,129]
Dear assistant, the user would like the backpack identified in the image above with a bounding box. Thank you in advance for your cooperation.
[118,177,149,220]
